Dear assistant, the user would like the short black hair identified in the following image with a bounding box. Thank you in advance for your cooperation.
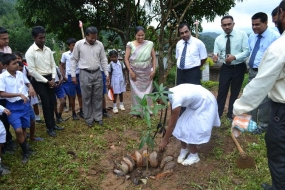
[272,6,279,17]
[1,53,17,65]
[0,27,8,35]
[280,0,285,11]
[252,12,268,22]
[18,61,24,67]
[66,38,76,45]
[178,23,190,31]
[221,15,234,22]
[135,26,145,34]
[13,51,23,59]
[85,27,98,36]
[109,50,118,57]
[32,26,46,37]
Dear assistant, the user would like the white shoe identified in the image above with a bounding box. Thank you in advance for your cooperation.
[119,105,125,111]
[181,155,200,166]
[113,107,119,114]
[177,149,189,164]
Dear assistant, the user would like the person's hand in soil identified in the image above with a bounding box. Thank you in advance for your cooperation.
[159,138,168,151]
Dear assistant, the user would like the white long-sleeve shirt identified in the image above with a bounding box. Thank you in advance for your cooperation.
[233,31,285,115]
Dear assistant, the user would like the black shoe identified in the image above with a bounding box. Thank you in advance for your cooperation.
[72,114,79,120]
[0,167,11,175]
[1,163,9,170]
[78,111,84,119]
[22,153,30,164]
[53,125,64,130]
[56,117,63,124]
[103,112,111,118]
[35,119,45,124]
[47,129,57,137]
[261,183,272,190]
[7,140,17,149]
[86,122,93,128]
[95,120,103,126]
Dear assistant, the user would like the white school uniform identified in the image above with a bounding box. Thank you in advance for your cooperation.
[22,66,39,106]
[108,61,126,94]
[0,71,30,103]
[169,84,220,144]
[0,105,7,143]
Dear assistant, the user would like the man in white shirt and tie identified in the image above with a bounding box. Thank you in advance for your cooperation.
[247,12,279,134]
[175,23,207,85]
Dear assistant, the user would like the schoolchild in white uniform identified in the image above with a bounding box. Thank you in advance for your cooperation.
[0,54,36,164]
[18,62,43,142]
[60,38,83,120]
[0,104,11,175]
[14,51,43,123]
[108,50,127,113]
[158,84,220,166]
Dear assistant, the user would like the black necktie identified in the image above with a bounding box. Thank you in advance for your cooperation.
[225,35,231,64]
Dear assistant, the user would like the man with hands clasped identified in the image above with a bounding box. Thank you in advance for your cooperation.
[26,26,64,138]
[212,15,249,121]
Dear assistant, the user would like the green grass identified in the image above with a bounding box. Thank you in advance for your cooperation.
[0,99,270,190]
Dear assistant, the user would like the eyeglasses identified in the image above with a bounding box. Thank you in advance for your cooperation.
[222,23,233,27]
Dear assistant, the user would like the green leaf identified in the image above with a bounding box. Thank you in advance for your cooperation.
[129,111,142,115]
[139,136,147,149]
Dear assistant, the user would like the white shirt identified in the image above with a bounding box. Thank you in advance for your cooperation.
[0,71,30,102]
[214,29,249,65]
[25,43,56,83]
[233,31,285,115]
[0,105,5,114]
[175,37,207,69]
[61,50,79,76]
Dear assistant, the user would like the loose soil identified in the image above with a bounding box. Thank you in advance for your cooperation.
[60,90,260,190]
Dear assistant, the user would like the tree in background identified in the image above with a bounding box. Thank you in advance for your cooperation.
[0,0,32,52]
[16,0,241,83]
[144,0,237,83]
[16,0,152,49]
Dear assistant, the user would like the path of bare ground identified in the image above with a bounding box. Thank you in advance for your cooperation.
[0,85,269,190]
[77,90,267,190]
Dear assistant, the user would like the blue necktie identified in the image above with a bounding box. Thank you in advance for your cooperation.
[179,41,187,69]
[248,35,262,68]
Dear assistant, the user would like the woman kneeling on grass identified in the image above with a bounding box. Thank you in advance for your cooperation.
[158,84,220,166]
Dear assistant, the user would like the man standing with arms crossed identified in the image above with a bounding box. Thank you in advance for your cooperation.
[234,1,285,189]
[213,15,249,121]
[247,12,279,134]
[70,26,109,127]
[26,26,64,137]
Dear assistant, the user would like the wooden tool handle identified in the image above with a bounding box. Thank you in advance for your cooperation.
[231,132,247,158]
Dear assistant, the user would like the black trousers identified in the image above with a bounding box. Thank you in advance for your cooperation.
[176,66,201,85]
[217,63,246,118]
[265,101,285,189]
[31,75,55,130]
[0,99,12,145]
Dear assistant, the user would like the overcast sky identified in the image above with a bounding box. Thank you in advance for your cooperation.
[201,0,281,33]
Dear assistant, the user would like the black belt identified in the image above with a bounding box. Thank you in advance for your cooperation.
[82,68,99,74]
[42,74,52,78]
[178,66,199,71]
[223,62,244,67]
[250,68,258,71]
